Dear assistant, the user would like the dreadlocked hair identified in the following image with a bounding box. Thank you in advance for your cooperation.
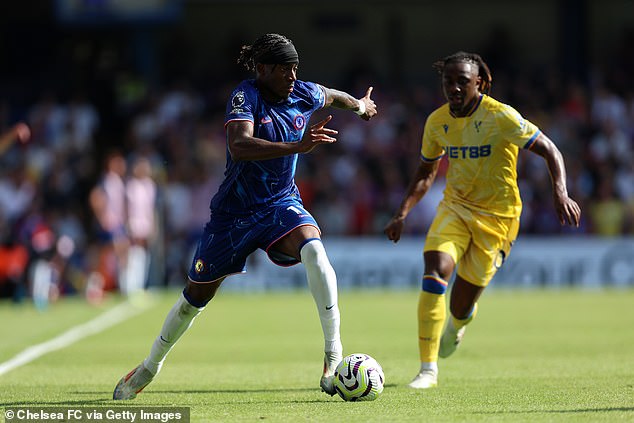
[432,51,493,94]
[237,33,295,71]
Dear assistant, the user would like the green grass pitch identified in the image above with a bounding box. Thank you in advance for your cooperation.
[1,288,633,422]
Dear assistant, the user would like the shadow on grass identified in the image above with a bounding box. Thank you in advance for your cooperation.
[0,388,324,407]
[1,399,117,407]
[2,383,399,407]
[1,396,331,407]
[475,407,634,415]
[147,382,398,396]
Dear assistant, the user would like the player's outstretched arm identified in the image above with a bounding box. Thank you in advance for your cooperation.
[322,86,377,121]
[227,117,338,161]
[384,159,439,243]
[529,133,581,227]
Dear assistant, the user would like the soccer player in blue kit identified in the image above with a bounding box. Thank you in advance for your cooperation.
[113,33,377,400]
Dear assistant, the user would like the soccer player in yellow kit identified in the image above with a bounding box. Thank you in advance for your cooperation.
[384,52,581,389]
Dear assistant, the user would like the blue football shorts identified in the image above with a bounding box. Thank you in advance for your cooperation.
[187,197,319,283]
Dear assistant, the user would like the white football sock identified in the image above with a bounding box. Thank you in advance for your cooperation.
[143,292,204,375]
[420,362,438,374]
[300,239,342,359]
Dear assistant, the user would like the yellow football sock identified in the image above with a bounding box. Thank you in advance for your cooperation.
[418,290,446,363]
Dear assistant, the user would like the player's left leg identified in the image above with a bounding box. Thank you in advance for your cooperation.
[301,237,341,395]
[270,223,342,396]
[439,277,482,358]
[439,212,519,359]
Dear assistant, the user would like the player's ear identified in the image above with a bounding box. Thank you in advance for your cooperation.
[476,75,483,90]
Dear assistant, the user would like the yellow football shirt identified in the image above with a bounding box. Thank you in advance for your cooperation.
[421,94,540,218]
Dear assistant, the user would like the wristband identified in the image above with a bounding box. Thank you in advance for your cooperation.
[354,99,366,116]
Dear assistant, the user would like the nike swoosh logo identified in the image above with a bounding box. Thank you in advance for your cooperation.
[326,304,335,310]
[341,362,359,389]
[343,362,352,379]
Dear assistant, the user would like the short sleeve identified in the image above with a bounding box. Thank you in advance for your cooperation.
[225,84,256,126]
[421,117,445,161]
[495,104,541,149]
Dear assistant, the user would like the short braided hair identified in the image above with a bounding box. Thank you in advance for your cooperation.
[237,33,295,72]
[432,51,493,94]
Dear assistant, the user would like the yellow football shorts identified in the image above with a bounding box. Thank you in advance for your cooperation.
[423,200,520,287]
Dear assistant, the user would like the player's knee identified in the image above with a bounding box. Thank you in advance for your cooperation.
[184,280,221,307]
[299,239,326,265]
[450,303,476,320]
[423,253,454,280]
[449,277,483,318]
[422,275,448,295]
[449,295,477,319]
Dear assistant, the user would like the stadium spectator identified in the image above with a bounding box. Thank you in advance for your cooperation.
[88,150,130,294]
[0,122,31,156]
[0,225,29,302]
[112,33,377,400]
[27,91,68,153]
[0,160,36,226]
[66,90,100,155]
[588,170,628,236]
[18,203,60,310]
[122,155,157,296]
[383,52,581,389]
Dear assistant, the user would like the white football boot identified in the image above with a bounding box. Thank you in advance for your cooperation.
[407,368,438,389]
[439,322,466,358]
[320,351,341,396]
[440,304,477,358]
[113,363,155,400]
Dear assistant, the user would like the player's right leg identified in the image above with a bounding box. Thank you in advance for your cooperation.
[113,216,241,400]
[114,210,265,400]
[113,281,219,400]
[409,204,469,389]
[408,272,449,389]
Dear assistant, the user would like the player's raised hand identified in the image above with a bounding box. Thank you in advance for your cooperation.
[299,115,338,153]
[358,87,377,121]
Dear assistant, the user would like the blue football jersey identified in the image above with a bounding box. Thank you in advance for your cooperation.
[210,79,325,214]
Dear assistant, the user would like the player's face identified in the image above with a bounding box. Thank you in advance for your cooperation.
[441,62,482,117]
[257,63,298,102]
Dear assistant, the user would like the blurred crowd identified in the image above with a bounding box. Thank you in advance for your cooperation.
[0,40,633,306]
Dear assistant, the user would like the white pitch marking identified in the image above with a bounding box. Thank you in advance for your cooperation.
[0,301,148,377]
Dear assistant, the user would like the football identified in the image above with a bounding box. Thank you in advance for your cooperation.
[333,353,385,401]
